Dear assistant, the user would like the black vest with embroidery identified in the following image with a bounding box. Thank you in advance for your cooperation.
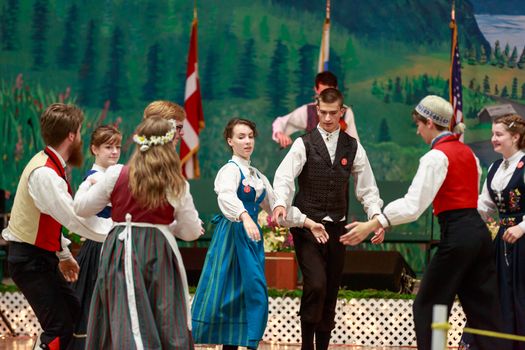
[293,128,358,222]
[487,155,525,227]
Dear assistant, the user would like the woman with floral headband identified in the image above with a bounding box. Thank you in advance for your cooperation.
[73,116,203,349]
[464,114,525,349]
[192,118,327,350]
[70,124,121,350]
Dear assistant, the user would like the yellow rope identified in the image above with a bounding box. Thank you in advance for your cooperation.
[431,322,525,342]
[463,327,525,342]
[432,322,450,330]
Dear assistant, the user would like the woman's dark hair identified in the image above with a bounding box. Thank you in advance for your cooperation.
[223,118,258,145]
[494,114,525,149]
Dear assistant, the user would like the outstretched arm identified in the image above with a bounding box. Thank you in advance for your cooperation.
[272,105,309,148]
[340,218,382,246]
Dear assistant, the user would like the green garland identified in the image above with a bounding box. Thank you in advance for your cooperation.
[188,286,415,300]
[3,284,415,299]
[0,284,19,293]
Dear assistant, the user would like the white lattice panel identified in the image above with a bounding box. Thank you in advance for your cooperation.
[0,292,466,346]
[263,297,466,346]
[0,291,42,336]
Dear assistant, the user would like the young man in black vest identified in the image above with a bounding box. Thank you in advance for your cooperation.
[271,71,359,148]
[272,88,383,350]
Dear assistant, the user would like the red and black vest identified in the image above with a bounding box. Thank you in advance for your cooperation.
[432,134,478,215]
[110,165,175,224]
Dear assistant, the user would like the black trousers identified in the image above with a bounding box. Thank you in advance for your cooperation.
[8,242,80,350]
[291,221,346,332]
[413,209,510,350]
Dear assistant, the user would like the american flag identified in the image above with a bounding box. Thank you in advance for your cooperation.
[449,3,463,138]
[317,0,330,73]
[181,8,204,179]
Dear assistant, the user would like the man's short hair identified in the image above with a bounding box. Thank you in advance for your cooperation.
[315,71,338,89]
[143,100,186,122]
[40,103,84,147]
[317,88,344,107]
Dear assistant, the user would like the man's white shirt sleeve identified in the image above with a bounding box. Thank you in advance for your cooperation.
[377,150,448,227]
[29,167,112,259]
[272,138,307,209]
[272,105,309,142]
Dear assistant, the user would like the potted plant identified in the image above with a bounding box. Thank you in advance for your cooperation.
[258,211,298,290]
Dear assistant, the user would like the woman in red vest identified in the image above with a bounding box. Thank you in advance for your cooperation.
[73,116,203,349]
[340,95,509,350]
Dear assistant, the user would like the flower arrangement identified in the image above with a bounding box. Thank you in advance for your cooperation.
[258,211,294,252]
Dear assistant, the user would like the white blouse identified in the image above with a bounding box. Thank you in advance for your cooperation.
[214,155,306,226]
[478,150,525,233]
[74,164,202,241]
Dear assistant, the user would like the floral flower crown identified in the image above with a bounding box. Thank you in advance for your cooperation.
[133,119,177,152]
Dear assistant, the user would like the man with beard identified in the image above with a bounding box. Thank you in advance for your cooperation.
[2,103,111,350]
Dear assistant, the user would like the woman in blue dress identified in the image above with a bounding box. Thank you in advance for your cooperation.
[70,125,121,350]
[475,114,525,349]
[192,118,328,349]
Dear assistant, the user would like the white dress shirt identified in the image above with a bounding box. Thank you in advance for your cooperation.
[377,132,482,228]
[272,104,360,142]
[479,150,525,233]
[74,164,203,241]
[273,125,383,221]
[2,147,112,260]
[85,163,112,210]
[215,155,306,226]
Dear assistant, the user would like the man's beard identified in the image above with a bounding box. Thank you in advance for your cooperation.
[67,139,84,168]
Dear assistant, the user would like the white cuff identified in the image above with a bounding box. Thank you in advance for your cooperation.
[377,214,390,229]
[56,246,73,261]
[236,209,248,222]
[272,199,287,211]
[367,205,382,220]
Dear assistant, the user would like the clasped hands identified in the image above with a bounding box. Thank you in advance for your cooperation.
[340,217,385,246]
[272,206,328,243]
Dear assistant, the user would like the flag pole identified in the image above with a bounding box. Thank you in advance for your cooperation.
[448,0,464,139]
[448,0,456,103]
[317,0,331,72]
[182,0,204,179]
[194,0,197,20]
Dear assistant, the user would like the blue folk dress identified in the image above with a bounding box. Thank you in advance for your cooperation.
[486,157,525,348]
[70,167,111,350]
[192,161,268,349]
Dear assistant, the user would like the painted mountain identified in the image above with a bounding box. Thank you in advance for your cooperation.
[470,0,525,15]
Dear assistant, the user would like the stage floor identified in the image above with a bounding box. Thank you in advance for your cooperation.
[0,337,419,350]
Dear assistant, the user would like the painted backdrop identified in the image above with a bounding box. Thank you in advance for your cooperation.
[1,0,524,272]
